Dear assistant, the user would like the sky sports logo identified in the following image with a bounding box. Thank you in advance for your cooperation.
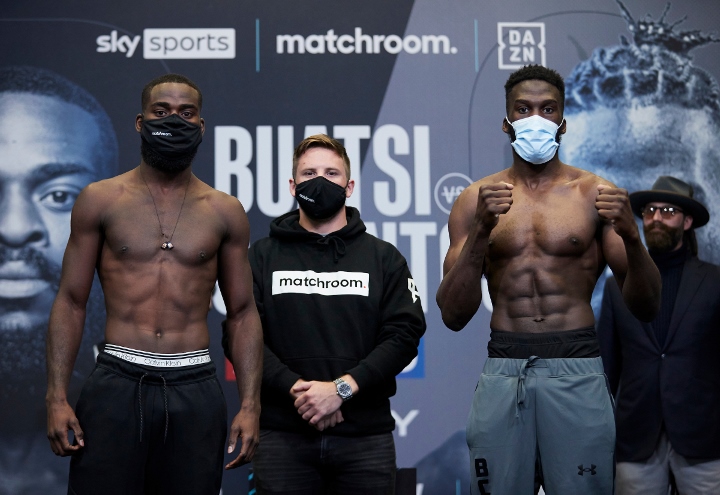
[272,270,370,297]
[96,29,235,59]
[276,28,458,55]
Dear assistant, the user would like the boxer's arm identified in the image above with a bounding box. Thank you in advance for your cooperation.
[596,184,661,322]
[46,185,104,455]
[217,196,263,469]
[437,182,513,330]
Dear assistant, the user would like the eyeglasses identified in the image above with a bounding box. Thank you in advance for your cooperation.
[641,206,683,220]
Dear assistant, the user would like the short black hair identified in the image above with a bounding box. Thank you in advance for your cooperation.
[504,65,565,114]
[141,73,203,112]
[0,65,118,178]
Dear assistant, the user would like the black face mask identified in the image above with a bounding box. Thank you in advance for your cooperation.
[140,113,203,159]
[295,176,348,220]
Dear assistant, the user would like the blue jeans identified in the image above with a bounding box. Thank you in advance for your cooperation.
[252,429,396,494]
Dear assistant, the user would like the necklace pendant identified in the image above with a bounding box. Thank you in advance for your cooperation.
[141,170,189,256]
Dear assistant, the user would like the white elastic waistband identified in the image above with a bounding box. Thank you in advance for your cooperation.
[104,344,211,368]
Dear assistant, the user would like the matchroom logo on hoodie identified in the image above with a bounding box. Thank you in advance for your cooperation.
[272,270,369,296]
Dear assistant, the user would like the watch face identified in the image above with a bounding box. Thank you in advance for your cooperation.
[337,381,352,399]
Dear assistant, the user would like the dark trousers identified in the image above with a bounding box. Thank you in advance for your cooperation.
[252,429,397,494]
[68,353,227,495]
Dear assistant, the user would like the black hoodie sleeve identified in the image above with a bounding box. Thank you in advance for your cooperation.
[249,242,302,395]
[346,249,426,391]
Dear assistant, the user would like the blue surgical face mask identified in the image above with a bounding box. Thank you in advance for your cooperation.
[506,115,563,165]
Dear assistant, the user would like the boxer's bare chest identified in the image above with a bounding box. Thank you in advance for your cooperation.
[487,182,600,262]
[100,188,225,268]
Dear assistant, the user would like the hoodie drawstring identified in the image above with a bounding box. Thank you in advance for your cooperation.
[316,236,347,263]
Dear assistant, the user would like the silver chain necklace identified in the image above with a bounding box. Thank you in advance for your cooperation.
[139,170,191,250]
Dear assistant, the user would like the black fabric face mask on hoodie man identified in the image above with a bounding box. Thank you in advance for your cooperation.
[295,176,348,220]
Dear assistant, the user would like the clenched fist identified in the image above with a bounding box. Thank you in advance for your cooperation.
[476,182,514,233]
[595,184,639,241]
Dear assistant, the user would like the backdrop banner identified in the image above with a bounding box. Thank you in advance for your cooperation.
[2,0,718,493]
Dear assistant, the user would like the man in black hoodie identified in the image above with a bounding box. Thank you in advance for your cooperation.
[232,134,426,494]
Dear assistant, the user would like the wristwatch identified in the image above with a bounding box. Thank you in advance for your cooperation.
[333,378,353,401]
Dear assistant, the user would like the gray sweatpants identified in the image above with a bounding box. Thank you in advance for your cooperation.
[467,356,615,495]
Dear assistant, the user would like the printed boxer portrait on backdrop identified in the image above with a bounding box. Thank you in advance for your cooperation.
[0,65,118,495]
[561,0,720,312]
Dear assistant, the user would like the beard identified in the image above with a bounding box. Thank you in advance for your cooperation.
[0,321,49,400]
[141,140,197,173]
[644,221,685,254]
[0,245,62,406]
[0,278,106,430]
